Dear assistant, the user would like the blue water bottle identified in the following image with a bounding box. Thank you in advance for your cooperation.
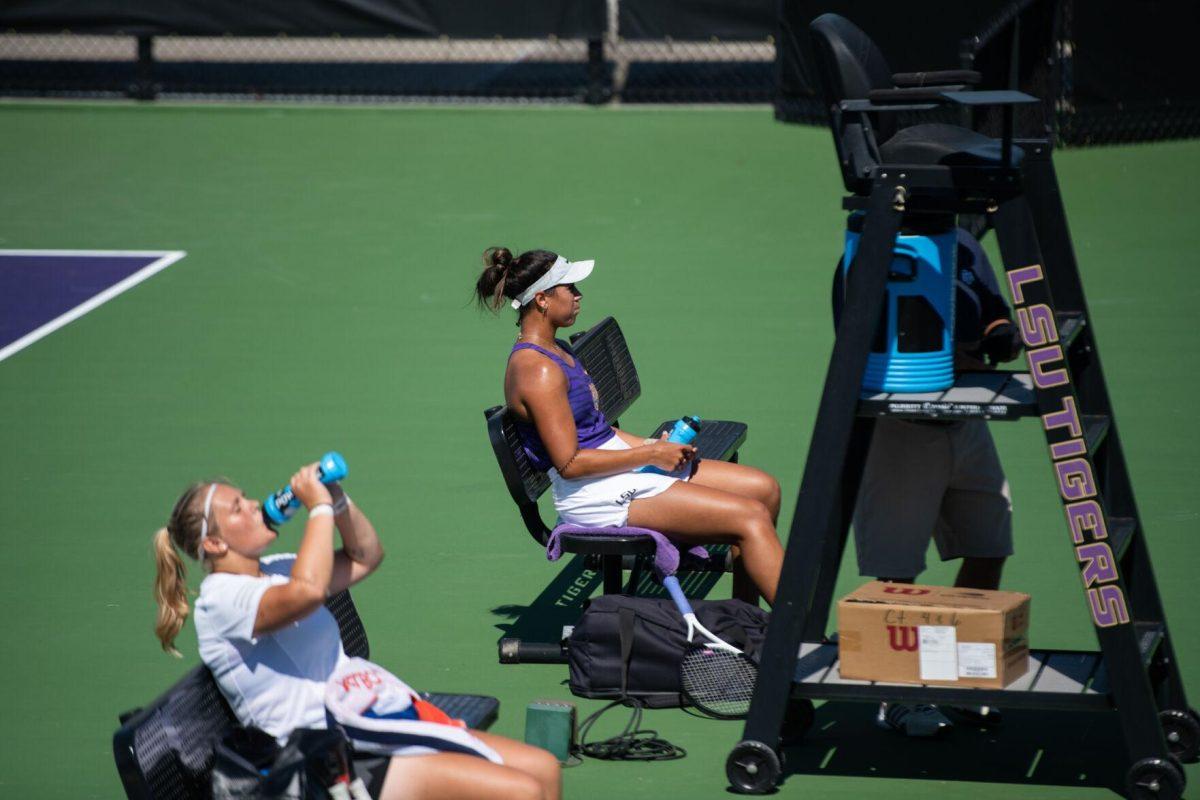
[637,416,702,475]
[842,212,956,393]
[262,451,349,525]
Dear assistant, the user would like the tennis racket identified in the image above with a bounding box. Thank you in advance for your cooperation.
[662,575,758,719]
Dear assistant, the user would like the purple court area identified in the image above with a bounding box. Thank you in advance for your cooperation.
[0,251,183,360]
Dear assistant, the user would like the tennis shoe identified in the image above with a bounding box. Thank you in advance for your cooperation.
[947,704,1003,725]
[875,702,953,737]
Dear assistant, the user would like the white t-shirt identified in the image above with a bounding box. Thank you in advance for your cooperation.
[195,553,349,741]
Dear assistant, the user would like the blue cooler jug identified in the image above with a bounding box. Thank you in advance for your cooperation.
[841,213,956,393]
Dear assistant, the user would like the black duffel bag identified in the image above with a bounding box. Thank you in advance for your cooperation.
[568,594,769,708]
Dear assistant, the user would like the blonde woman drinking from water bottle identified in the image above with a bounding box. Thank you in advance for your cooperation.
[152,463,560,800]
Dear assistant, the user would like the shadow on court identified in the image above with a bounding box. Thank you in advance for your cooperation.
[778,701,1126,796]
[492,554,728,645]
[491,555,601,643]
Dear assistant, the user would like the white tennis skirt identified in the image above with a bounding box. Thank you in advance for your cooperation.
[550,436,692,528]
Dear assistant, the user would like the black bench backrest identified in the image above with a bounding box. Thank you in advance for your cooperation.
[113,591,370,800]
[484,317,641,545]
[568,316,641,424]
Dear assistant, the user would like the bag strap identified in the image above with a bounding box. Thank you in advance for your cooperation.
[618,606,637,698]
[727,623,751,649]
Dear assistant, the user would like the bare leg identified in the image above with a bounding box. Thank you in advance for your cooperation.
[627,481,783,605]
[689,460,782,605]
[690,460,782,522]
[471,732,561,800]
[376,752,543,800]
[955,556,1005,590]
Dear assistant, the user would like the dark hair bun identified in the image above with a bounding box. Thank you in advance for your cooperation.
[476,247,514,311]
[473,247,559,313]
[483,247,513,271]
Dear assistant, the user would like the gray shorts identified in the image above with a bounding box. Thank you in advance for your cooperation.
[853,418,1013,578]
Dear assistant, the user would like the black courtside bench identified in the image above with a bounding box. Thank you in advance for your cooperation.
[112,590,498,800]
[485,316,748,663]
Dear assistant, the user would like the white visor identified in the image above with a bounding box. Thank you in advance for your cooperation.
[511,255,595,309]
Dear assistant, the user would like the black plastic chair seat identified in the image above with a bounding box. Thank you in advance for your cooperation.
[651,418,748,463]
[422,693,500,730]
[880,123,1025,168]
[557,530,658,556]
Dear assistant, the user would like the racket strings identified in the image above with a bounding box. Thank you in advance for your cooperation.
[680,647,757,718]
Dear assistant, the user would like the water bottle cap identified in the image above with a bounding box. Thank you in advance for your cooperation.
[681,415,702,431]
[319,451,349,483]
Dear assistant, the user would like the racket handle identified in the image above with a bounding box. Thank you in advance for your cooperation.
[498,638,568,664]
[662,575,694,617]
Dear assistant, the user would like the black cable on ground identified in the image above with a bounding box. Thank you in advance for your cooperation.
[577,700,687,762]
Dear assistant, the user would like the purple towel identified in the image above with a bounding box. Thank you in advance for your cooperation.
[546,524,709,577]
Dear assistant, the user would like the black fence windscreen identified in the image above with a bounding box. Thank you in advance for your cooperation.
[616,0,776,102]
[0,0,774,104]
[776,0,1200,145]
[1063,0,1200,144]
[2,0,1198,144]
[0,0,604,38]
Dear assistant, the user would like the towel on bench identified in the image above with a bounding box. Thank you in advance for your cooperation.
[325,658,502,763]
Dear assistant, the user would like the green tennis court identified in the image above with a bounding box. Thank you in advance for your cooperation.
[0,102,1197,798]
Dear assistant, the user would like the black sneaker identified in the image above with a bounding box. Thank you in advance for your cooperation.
[947,705,1003,725]
[875,702,953,737]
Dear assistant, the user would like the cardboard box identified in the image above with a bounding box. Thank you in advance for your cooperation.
[837,581,1031,689]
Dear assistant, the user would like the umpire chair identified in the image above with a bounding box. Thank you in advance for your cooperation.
[726,13,1196,799]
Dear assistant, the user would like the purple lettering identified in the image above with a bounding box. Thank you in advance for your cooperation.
[1017,303,1058,348]
[1065,500,1108,544]
[1029,345,1069,388]
[1051,438,1087,460]
[1056,457,1096,500]
[1087,585,1130,627]
[1007,264,1044,305]
[1042,394,1083,437]
[1077,542,1118,587]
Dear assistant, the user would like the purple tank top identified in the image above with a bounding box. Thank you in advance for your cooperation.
[510,341,614,472]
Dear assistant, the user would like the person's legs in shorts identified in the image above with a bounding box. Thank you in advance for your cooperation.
[626,479,783,605]
[853,419,952,581]
[853,419,955,736]
[375,731,560,800]
[933,421,1012,725]
[688,459,782,603]
[935,420,1013,591]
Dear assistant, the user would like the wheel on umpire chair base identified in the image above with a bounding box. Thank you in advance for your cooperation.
[726,740,782,794]
[1126,757,1185,800]
[1158,709,1200,763]
[781,698,816,744]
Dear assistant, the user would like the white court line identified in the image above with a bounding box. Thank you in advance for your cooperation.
[0,249,187,363]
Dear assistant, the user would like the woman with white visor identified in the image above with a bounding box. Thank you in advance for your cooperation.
[475,247,784,605]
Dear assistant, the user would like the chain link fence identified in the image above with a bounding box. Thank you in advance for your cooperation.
[0,2,775,104]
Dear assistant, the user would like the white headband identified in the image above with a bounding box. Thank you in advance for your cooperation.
[196,482,219,560]
[510,255,595,309]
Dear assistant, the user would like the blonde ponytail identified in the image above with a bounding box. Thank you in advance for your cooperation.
[152,480,227,657]
[153,527,190,657]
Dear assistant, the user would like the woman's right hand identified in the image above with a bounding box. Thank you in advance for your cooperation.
[644,435,697,473]
[291,463,332,510]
